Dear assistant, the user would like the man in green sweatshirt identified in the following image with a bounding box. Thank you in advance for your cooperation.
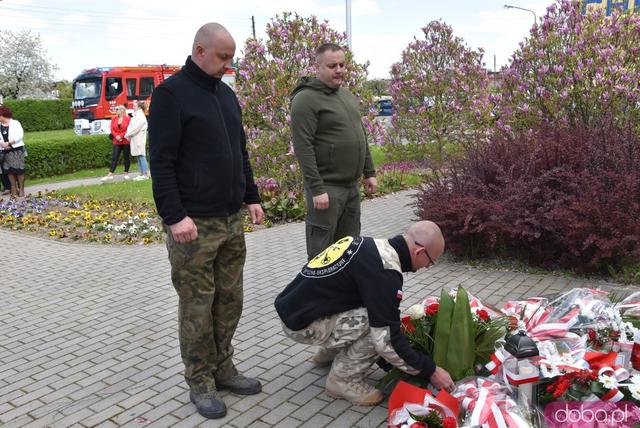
[290,43,377,260]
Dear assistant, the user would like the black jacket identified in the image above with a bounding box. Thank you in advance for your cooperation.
[275,235,436,379]
[149,56,260,225]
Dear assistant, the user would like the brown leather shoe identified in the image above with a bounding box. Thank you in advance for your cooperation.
[325,373,383,406]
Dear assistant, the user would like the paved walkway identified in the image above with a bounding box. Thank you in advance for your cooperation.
[0,187,617,428]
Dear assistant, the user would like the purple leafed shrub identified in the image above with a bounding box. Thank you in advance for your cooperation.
[416,122,640,274]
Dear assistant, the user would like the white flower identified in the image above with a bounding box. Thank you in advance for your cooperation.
[599,374,617,390]
[405,304,424,320]
[629,374,640,386]
[629,384,640,401]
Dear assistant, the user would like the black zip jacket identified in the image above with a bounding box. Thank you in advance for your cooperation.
[275,235,436,379]
[149,56,260,225]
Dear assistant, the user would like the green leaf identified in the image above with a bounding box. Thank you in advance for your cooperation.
[446,287,475,380]
[433,289,455,368]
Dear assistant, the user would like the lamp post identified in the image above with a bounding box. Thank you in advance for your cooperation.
[346,0,352,50]
[504,4,537,25]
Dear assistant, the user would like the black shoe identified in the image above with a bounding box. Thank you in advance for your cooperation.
[217,375,262,395]
[189,391,227,419]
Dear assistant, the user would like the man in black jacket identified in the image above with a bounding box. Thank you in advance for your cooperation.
[149,23,264,420]
[275,221,454,406]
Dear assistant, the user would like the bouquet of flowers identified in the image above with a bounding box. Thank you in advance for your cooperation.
[379,287,509,389]
[452,377,531,427]
[388,381,459,428]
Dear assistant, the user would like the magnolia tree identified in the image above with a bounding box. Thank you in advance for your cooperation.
[496,0,640,134]
[236,12,385,209]
[388,21,492,163]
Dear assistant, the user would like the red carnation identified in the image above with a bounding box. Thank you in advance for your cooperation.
[409,423,426,428]
[588,329,597,340]
[425,303,439,316]
[443,416,457,428]
[401,316,416,333]
[476,309,490,321]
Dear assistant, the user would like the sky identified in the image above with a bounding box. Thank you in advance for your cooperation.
[0,0,552,81]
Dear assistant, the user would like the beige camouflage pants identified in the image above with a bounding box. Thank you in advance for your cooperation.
[166,213,245,393]
[283,307,378,380]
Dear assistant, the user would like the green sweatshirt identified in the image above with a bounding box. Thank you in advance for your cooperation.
[290,77,375,196]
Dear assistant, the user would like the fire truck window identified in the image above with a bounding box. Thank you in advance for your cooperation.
[139,77,154,98]
[126,79,137,100]
[105,77,123,100]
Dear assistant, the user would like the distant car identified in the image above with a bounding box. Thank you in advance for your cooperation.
[374,97,394,116]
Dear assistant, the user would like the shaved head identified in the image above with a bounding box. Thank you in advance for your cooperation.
[404,221,445,272]
[191,23,236,78]
[192,23,232,54]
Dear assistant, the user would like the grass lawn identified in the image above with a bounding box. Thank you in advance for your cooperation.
[26,129,77,142]
[59,179,154,204]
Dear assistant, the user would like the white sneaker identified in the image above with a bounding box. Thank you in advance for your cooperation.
[133,175,148,181]
[123,174,130,180]
[101,175,113,182]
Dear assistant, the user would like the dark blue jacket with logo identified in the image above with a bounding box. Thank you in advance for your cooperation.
[275,235,436,378]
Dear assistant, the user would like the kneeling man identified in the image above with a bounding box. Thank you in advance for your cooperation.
[274,221,454,406]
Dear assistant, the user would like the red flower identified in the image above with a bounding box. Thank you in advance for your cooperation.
[588,329,597,340]
[610,330,621,339]
[476,309,490,321]
[425,303,439,316]
[401,316,416,333]
[443,416,457,428]
[409,423,426,428]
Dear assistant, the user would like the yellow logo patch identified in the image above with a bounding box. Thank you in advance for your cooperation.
[302,236,362,278]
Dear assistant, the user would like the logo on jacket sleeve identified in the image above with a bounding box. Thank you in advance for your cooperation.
[302,236,362,278]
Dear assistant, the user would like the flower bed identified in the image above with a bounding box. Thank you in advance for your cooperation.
[0,192,163,245]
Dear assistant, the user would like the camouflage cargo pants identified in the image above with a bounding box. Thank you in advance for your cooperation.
[165,213,245,393]
[283,307,378,380]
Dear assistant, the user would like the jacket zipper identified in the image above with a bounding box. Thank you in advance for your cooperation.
[213,95,234,216]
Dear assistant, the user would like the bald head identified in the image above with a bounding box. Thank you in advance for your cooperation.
[191,23,236,78]
[192,23,231,54]
[404,221,445,272]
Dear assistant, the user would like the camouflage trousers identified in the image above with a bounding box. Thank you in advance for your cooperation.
[165,213,245,393]
[282,307,378,381]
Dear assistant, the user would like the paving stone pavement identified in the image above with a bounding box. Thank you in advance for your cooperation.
[0,189,619,428]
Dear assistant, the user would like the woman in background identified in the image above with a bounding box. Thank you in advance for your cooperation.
[102,105,131,181]
[125,101,150,181]
[0,106,26,197]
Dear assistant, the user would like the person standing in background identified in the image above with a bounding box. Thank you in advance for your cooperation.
[126,101,150,181]
[0,106,27,197]
[290,43,377,260]
[102,105,131,181]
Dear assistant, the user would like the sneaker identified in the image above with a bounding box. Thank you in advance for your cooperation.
[312,347,339,367]
[189,391,227,419]
[133,175,148,181]
[216,375,262,395]
[100,175,113,182]
[325,373,383,406]
[123,174,130,180]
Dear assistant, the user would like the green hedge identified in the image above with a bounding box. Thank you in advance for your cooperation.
[3,99,73,132]
[25,133,113,178]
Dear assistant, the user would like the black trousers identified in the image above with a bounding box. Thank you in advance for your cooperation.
[109,144,131,173]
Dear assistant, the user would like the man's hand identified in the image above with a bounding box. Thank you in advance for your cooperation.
[313,192,329,210]
[363,177,378,195]
[430,366,455,392]
[247,203,264,225]
[169,216,198,243]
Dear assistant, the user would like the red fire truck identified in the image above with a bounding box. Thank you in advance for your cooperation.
[71,65,236,135]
